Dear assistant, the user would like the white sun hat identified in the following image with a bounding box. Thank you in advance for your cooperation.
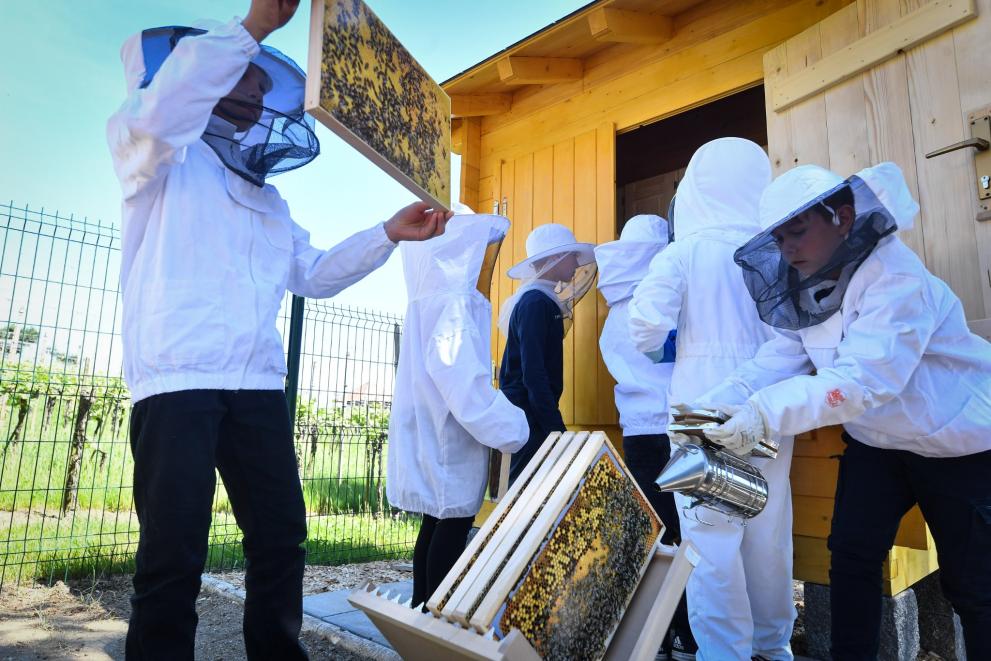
[506,223,596,279]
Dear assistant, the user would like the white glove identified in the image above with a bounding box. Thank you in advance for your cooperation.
[703,401,770,457]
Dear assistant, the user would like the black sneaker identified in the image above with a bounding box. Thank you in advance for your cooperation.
[670,629,698,660]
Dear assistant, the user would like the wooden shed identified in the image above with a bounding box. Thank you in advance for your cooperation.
[445,0,991,595]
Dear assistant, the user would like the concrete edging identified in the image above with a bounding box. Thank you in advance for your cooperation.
[199,574,400,661]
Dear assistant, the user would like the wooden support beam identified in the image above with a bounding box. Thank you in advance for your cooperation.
[451,93,512,117]
[587,7,674,44]
[771,0,977,111]
[496,56,583,85]
[451,118,464,153]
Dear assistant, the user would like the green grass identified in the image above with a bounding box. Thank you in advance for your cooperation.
[1,398,415,587]
[1,509,418,586]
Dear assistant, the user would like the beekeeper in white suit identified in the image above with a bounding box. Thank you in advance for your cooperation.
[595,214,697,658]
[388,209,529,609]
[628,138,796,661]
[697,162,991,660]
[106,1,450,657]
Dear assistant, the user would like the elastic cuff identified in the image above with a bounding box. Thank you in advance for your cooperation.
[378,221,397,246]
[231,17,262,58]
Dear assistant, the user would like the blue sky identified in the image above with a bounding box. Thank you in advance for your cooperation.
[0,1,587,314]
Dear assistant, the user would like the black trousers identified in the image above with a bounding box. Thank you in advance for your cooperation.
[623,433,693,644]
[508,407,564,484]
[829,433,991,660]
[126,390,308,661]
[411,513,474,608]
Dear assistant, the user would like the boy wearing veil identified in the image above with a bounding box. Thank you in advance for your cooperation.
[107,1,450,657]
[697,163,991,660]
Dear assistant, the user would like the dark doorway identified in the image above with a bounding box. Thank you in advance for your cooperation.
[615,85,767,235]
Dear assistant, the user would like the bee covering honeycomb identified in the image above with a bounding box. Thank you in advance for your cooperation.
[310,0,451,207]
[495,447,661,661]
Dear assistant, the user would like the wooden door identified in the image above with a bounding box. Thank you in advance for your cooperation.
[764,0,990,319]
[482,124,620,443]
[764,0,991,592]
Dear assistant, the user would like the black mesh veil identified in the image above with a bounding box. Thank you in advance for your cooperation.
[734,175,898,330]
[139,26,319,187]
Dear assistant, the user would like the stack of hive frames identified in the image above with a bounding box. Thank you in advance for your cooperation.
[425,430,662,661]
[348,543,699,661]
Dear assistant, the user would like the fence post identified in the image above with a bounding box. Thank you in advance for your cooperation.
[285,295,305,422]
[392,322,401,373]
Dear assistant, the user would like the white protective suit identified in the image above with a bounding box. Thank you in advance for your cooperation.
[627,138,796,661]
[709,163,991,457]
[387,214,529,519]
[595,214,673,436]
[107,20,397,403]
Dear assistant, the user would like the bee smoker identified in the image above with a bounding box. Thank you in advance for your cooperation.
[654,409,773,521]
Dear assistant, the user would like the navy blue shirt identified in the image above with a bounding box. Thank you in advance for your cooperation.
[499,289,566,440]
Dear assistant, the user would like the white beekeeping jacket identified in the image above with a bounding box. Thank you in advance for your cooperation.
[725,164,991,457]
[387,214,529,519]
[107,19,396,402]
[595,215,674,436]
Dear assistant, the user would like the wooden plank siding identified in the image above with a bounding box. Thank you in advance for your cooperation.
[476,0,851,168]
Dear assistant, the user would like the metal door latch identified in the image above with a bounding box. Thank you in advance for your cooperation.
[924,136,989,159]
[924,110,991,202]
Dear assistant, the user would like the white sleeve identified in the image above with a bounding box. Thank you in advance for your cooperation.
[287,222,397,299]
[106,20,259,199]
[696,331,813,408]
[424,313,530,454]
[628,247,685,355]
[752,273,936,436]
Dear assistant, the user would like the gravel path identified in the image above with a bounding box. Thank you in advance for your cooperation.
[0,561,412,660]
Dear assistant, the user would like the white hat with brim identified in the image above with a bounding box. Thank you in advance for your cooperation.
[756,162,918,237]
[758,165,845,233]
[507,223,596,280]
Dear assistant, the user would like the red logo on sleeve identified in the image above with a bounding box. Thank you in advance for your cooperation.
[826,389,846,408]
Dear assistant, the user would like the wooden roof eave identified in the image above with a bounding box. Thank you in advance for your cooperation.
[442,0,705,100]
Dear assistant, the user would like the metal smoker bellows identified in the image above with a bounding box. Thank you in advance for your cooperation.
[655,409,771,520]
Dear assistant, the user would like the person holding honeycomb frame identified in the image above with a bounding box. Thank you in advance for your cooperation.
[107,0,450,656]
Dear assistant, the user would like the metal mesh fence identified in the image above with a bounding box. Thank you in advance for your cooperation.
[0,201,417,588]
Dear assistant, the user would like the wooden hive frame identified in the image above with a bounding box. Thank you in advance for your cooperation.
[305,0,452,210]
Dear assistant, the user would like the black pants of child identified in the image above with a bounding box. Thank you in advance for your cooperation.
[829,433,991,660]
[623,433,694,649]
[411,514,474,608]
[508,407,565,485]
[125,390,308,661]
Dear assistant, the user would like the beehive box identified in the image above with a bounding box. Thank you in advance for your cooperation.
[350,431,697,661]
[305,0,451,209]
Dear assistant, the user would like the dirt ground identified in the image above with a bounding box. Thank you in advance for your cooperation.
[0,571,947,660]
[0,562,411,661]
